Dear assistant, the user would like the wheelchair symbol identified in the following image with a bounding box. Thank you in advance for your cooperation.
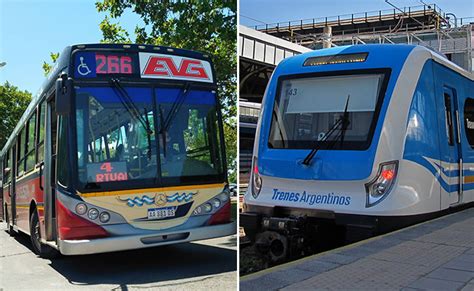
[77,56,92,76]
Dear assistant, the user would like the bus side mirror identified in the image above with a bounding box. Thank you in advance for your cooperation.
[55,75,73,115]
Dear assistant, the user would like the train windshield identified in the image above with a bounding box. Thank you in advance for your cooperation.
[269,73,387,150]
[75,85,224,190]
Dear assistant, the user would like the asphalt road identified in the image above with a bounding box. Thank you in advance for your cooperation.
[0,223,237,290]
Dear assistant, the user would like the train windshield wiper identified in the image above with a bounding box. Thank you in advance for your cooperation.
[302,95,350,166]
[110,78,153,159]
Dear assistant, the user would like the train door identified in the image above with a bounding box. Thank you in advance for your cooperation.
[443,87,462,205]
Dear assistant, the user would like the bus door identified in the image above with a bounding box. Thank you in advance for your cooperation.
[10,145,17,226]
[443,87,462,205]
[2,149,11,221]
[43,98,57,241]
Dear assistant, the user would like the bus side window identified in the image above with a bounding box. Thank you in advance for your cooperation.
[443,92,454,146]
[3,149,10,184]
[25,112,37,172]
[37,101,46,163]
[17,127,26,177]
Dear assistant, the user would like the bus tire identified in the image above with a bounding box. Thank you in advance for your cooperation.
[29,210,59,259]
[5,205,16,237]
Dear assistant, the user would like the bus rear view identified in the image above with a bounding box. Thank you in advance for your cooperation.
[2,44,235,257]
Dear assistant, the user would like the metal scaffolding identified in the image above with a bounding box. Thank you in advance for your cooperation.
[255,4,474,71]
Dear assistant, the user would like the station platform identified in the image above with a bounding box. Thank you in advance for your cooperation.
[240,207,474,290]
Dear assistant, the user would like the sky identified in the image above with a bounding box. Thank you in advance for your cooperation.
[0,0,143,94]
[239,0,473,27]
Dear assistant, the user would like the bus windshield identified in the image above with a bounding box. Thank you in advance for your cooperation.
[269,73,388,150]
[75,85,224,190]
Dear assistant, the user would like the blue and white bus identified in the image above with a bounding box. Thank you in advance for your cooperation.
[241,44,473,261]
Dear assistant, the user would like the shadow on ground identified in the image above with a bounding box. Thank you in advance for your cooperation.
[9,231,236,286]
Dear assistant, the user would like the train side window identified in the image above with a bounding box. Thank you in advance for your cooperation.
[443,93,454,146]
[26,112,37,172]
[464,98,474,148]
[37,101,46,163]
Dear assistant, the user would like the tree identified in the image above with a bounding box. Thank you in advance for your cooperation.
[96,0,237,181]
[0,82,32,149]
[42,52,60,76]
[42,1,237,182]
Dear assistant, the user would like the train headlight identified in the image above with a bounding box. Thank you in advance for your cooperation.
[365,161,398,207]
[251,157,262,198]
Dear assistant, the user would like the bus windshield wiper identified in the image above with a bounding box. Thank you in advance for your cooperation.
[302,95,350,166]
[110,78,153,159]
[162,83,191,133]
[159,83,191,155]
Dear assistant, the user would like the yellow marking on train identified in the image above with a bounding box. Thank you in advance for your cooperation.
[78,183,226,198]
[464,176,474,183]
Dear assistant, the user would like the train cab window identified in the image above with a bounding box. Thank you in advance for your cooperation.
[37,101,46,163]
[443,93,454,146]
[464,98,474,148]
[26,113,37,172]
[269,73,388,150]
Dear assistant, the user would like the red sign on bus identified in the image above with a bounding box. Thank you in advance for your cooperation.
[87,162,128,183]
[139,53,213,83]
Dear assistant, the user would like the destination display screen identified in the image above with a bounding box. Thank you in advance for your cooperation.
[73,51,214,83]
[303,53,368,67]
[74,51,138,78]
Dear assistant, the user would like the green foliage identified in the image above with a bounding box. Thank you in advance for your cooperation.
[0,82,32,149]
[224,120,237,183]
[42,52,60,76]
[96,0,237,178]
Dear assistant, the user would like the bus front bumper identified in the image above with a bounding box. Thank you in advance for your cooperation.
[57,221,236,255]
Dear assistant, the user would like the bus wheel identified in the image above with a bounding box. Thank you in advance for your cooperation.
[29,210,59,259]
[5,206,16,237]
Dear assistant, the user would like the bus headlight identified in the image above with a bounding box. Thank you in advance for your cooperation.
[212,198,221,208]
[99,212,110,223]
[365,161,398,207]
[75,203,87,215]
[203,203,213,213]
[88,208,99,220]
[251,157,262,198]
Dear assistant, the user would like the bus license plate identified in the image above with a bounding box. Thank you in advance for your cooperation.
[147,206,176,220]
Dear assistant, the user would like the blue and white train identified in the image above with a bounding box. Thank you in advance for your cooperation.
[241,44,474,261]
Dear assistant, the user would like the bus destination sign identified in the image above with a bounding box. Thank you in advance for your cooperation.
[74,51,138,78]
[74,51,214,83]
